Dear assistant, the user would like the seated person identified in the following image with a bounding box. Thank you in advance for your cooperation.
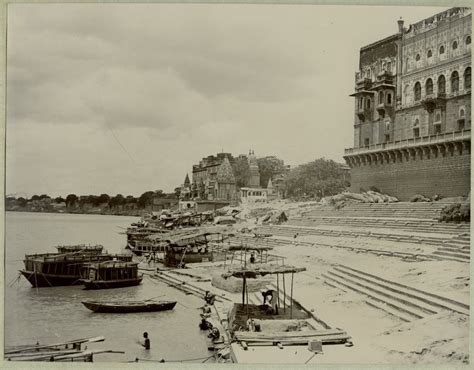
[199,318,211,330]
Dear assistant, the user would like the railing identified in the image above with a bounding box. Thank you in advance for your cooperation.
[344,129,470,155]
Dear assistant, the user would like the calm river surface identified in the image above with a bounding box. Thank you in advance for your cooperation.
[5,211,211,363]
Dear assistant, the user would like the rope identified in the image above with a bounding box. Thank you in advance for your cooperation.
[305,352,317,364]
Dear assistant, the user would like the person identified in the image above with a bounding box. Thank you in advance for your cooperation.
[208,327,220,342]
[249,252,256,264]
[204,291,216,305]
[141,332,150,350]
[199,318,210,330]
[202,304,212,314]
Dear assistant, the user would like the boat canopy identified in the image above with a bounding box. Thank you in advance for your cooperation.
[222,264,306,279]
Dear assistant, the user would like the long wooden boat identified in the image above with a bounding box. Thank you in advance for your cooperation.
[80,261,143,290]
[82,300,177,313]
[20,248,133,288]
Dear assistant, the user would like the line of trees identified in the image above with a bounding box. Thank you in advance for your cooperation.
[7,190,176,210]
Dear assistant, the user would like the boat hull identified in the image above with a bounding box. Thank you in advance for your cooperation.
[19,270,81,288]
[82,300,177,313]
[81,276,143,290]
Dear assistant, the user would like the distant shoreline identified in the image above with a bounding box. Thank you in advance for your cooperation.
[5,208,142,218]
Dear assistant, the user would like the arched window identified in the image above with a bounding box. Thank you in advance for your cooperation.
[366,69,371,78]
[435,113,441,122]
[459,108,465,118]
[439,45,445,55]
[451,71,459,92]
[452,40,458,50]
[387,62,391,72]
[414,82,421,101]
[464,67,471,89]
[415,54,421,61]
[467,36,472,45]
[386,93,392,105]
[359,97,363,109]
[366,98,371,109]
[427,49,432,58]
[438,75,446,94]
[425,78,433,95]
[378,91,384,103]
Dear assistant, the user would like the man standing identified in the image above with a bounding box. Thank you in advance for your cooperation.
[141,332,150,350]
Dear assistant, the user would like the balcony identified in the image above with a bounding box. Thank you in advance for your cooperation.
[344,129,471,156]
[421,92,446,112]
[356,77,372,90]
[357,107,373,122]
[376,71,395,84]
[376,102,393,118]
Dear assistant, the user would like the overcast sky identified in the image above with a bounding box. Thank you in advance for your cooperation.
[6,4,446,198]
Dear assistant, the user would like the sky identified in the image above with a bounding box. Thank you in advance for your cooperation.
[6,3,447,198]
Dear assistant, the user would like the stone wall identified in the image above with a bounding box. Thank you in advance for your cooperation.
[349,151,470,200]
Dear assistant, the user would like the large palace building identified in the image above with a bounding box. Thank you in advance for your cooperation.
[344,7,471,200]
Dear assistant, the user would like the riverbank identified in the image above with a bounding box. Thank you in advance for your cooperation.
[6,207,144,217]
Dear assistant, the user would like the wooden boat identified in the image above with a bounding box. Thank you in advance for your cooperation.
[20,249,133,288]
[55,244,104,254]
[82,300,177,313]
[80,261,143,289]
[4,336,124,362]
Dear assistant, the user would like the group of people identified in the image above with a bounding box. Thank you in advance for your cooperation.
[199,291,221,342]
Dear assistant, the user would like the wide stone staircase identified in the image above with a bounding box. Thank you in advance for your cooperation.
[322,265,469,322]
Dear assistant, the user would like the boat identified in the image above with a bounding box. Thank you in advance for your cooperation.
[55,244,104,254]
[80,261,143,289]
[81,299,177,313]
[20,247,133,288]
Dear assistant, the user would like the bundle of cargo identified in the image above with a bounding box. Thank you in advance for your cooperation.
[322,191,398,209]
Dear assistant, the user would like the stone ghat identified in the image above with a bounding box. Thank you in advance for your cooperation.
[299,201,457,220]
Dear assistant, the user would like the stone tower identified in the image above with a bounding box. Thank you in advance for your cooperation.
[216,156,236,200]
[247,150,261,188]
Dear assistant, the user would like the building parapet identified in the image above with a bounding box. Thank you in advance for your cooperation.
[344,129,470,156]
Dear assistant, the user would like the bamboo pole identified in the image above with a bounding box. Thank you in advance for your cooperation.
[290,273,294,319]
[283,273,286,313]
[276,273,280,312]
[242,276,246,305]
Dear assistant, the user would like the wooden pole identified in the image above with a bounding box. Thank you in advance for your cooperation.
[276,273,280,312]
[290,273,294,319]
[283,273,286,313]
[246,277,250,319]
[242,275,246,305]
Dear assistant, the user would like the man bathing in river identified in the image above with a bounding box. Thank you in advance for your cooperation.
[140,332,150,350]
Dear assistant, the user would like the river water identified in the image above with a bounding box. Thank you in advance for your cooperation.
[5,211,211,363]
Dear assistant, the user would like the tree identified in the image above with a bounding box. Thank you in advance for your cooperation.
[283,158,349,199]
[174,187,181,199]
[232,157,250,188]
[109,194,125,208]
[138,191,155,208]
[31,195,40,201]
[16,197,27,207]
[55,196,65,203]
[257,157,286,188]
[97,194,110,205]
[65,194,78,207]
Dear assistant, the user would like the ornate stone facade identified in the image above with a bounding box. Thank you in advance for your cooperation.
[344,8,471,200]
[247,150,261,188]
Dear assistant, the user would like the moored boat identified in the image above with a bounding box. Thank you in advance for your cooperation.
[82,300,177,313]
[20,249,133,288]
[80,261,143,289]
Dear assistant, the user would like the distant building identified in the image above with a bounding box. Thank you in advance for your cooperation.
[247,150,261,187]
[344,7,471,200]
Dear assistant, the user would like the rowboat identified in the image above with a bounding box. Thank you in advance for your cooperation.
[82,300,177,313]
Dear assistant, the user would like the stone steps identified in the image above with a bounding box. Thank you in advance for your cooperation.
[323,265,469,321]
